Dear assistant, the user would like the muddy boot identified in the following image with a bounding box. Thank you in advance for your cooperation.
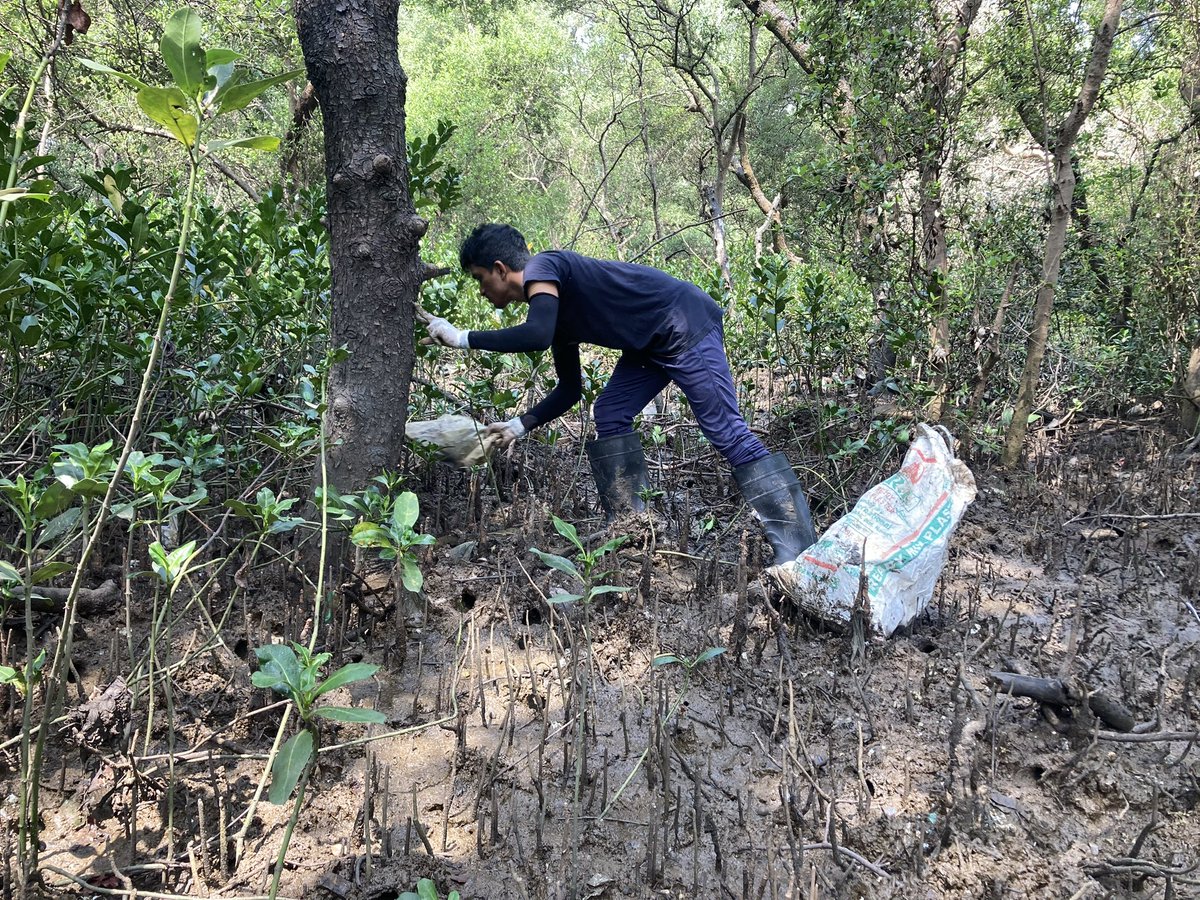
[732,452,817,566]
[586,432,649,521]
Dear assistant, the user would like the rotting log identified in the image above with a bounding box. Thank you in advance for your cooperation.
[6,578,120,616]
[987,670,1136,732]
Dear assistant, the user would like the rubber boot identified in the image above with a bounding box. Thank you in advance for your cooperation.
[586,432,649,521]
[732,452,817,565]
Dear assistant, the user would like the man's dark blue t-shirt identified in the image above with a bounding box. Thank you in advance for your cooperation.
[523,251,723,355]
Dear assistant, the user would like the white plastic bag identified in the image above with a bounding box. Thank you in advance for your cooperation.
[769,424,976,636]
[405,414,500,467]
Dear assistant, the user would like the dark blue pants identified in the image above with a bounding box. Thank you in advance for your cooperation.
[593,324,768,468]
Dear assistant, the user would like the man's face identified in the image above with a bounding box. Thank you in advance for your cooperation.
[469,263,521,309]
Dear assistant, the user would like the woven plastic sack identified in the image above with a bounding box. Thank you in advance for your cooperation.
[405,415,500,467]
[769,424,976,636]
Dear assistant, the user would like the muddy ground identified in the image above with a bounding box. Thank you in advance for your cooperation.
[5,413,1200,899]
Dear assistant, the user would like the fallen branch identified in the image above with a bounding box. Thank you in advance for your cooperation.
[1095,730,1200,744]
[987,671,1135,732]
[801,842,890,879]
[7,578,120,615]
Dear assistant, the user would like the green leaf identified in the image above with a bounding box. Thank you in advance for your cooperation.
[31,562,73,585]
[204,48,243,68]
[32,480,72,520]
[136,86,198,147]
[391,491,419,532]
[77,58,152,91]
[162,8,207,96]
[529,548,580,580]
[652,654,681,667]
[350,522,393,550]
[311,706,386,723]
[595,535,630,555]
[693,647,726,665]
[0,561,20,583]
[546,592,583,605]
[400,557,423,593]
[586,585,628,597]
[417,879,439,900]
[0,665,18,685]
[0,188,50,203]
[208,135,280,152]
[268,730,312,804]
[217,68,304,114]
[0,52,10,77]
[254,643,303,698]
[313,662,379,698]
[551,516,581,550]
[36,507,80,548]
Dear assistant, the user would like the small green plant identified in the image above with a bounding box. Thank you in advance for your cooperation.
[399,879,461,900]
[348,490,435,592]
[652,646,726,678]
[530,516,629,605]
[252,643,385,803]
[252,642,384,899]
[0,648,46,698]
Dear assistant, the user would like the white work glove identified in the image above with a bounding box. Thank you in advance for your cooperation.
[417,308,470,349]
[484,416,527,449]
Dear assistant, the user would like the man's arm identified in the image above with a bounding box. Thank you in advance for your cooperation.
[467,293,558,352]
[523,341,583,429]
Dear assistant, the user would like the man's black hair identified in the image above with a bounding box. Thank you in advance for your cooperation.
[459,223,531,271]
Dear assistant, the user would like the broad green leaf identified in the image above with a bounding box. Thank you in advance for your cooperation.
[77,58,151,91]
[36,507,80,548]
[313,662,379,698]
[311,706,386,723]
[31,562,73,584]
[350,522,393,549]
[417,879,439,900]
[652,654,681,667]
[209,135,280,152]
[136,86,198,147]
[32,480,72,520]
[391,491,419,532]
[400,557,423,593]
[551,516,581,549]
[161,8,207,95]
[268,730,312,804]
[546,592,583,605]
[529,548,580,580]
[595,535,630,555]
[217,68,304,114]
[586,585,628,597]
[0,560,20,583]
[693,647,726,665]
[254,643,303,697]
[0,188,50,203]
[0,258,22,290]
[268,516,304,534]
[0,52,10,76]
[205,48,243,68]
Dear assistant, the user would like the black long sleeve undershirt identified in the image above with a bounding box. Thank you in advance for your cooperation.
[466,293,558,352]
[467,292,581,429]
[525,342,583,428]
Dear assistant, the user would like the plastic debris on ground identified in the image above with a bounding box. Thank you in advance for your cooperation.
[769,423,977,636]
[405,414,500,467]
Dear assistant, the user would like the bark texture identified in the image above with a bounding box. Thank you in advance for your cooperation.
[1002,0,1123,468]
[295,0,425,493]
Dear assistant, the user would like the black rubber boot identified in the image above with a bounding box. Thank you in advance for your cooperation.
[586,433,649,521]
[732,452,817,565]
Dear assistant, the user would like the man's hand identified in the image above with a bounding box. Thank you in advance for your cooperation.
[416,307,470,349]
[484,416,527,449]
